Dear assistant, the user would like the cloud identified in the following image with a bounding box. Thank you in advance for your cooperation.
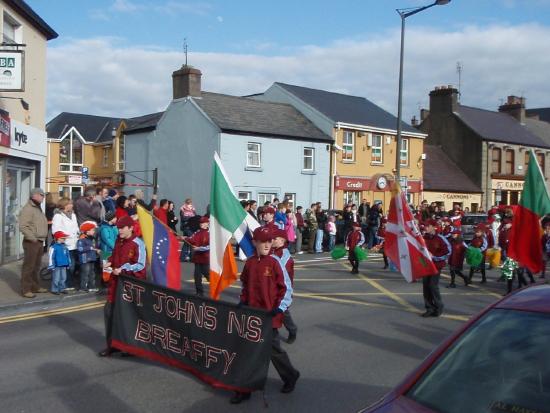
[107,0,214,16]
[46,24,550,126]
[216,15,223,23]
[111,0,143,13]
[89,9,111,21]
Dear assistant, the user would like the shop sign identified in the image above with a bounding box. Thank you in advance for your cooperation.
[67,175,82,185]
[0,110,10,147]
[335,176,370,191]
[492,180,524,190]
[9,119,46,156]
[0,51,24,91]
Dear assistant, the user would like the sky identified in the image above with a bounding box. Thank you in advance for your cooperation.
[30,0,550,124]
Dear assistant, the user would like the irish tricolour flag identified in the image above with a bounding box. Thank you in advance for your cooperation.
[209,153,260,299]
[508,150,550,273]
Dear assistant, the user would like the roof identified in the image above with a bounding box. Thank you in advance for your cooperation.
[524,118,550,147]
[5,0,58,40]
[274,82,419,134]
[423,145,482,193]
[124,112,164,134]
[495,284,550,314]
[455,105,550,148]
[527,108,550,123]
[46,113,122,143]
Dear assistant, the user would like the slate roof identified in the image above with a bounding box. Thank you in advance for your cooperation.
[6,0,58,40]
[455,105,550,149]
[524,118,550,147]
[527,108,550,123]
[194,92,331,141]
[274,82,420,134]
[423,145,482,193]
[124,112,164,133]
[46,113,122,143]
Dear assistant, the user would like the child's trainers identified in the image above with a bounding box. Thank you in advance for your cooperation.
[88,288,99,293]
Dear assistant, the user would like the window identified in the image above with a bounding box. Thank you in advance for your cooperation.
[525,151,530,171]
[59,130,84,173]
[117,135,125,171]
[2,13,20,45]
[238,191,251,201]
[371,134,383,164]
[491,148,501,174]
[537,153,545,176]
[504,149,514,175]
[59,186,83,201]
[343,191,361,206]
[102,147,109,168]
[342,131,354,161]
[400,138,409,166]
[283,193,296,210]
[303,147,314,171]
[247,143,261,168]
[258,193,276,206]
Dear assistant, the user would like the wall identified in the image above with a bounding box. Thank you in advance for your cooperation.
[0,2,48,130]
[124,98,220,213]
[220,133,330,208]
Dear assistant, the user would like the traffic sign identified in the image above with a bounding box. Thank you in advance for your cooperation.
[82,166,89,184]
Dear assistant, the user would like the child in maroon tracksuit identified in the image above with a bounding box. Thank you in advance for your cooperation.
[185,216,210,296]
[541,224,550,279]
[377,218,389,269]
[447,229,469,288]
[346,222,365,274]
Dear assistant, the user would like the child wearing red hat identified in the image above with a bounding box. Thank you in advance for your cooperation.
[48,231,72,294]
[447,229,469,288]
[231,226,300,404]
[345,222,365,274]
[184,216,210,296]
[77,221,101,292]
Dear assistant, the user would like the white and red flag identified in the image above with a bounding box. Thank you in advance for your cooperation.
[384,184,437,282]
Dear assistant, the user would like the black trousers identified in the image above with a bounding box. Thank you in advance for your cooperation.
[194,263,210,295]
[422,273,443,314]
[469,259,486,282]
[271,329,299,384]
[348,250,359,272]
[283,310,297,335]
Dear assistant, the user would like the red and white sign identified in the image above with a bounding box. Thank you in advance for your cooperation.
[335,176,422,192]
[0,110,10,148]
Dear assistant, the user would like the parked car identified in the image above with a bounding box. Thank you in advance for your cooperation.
[359,284,550,413]
[461,213,488,242]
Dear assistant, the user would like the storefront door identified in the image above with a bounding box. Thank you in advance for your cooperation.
[4,165,35,261]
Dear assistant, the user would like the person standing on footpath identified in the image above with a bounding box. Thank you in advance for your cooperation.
[179,198,196,262]
[248,200,259,222]
[51,197,80,290]
[167,201,178,233]
[48,231,71,295]
[294,206,306,254]
[134,189,157,211]
[315,203,327,253]
[74,188,102,225]
[19,188,49,298]
[154,198,169,225]
[99,215,147,357]
[231,227,300,404]
[306,204,318,253]
[422,219,450,317]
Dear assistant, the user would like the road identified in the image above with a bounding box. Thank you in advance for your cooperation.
[0,252,510,412]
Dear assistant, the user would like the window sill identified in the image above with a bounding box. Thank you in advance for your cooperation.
[370,162,383,166]
[342,160,355,164]
[301,170,316,175]
[245,166,263,172]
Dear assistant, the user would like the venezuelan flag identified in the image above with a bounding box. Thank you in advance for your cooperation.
[137,205,181,290]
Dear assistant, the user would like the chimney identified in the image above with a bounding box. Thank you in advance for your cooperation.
[420,108,430,121]
[172,65,202,99]
[429,85,459,114]
[498,95,526,123]
[411,115,418,127]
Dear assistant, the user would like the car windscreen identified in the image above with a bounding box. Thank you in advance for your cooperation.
[461,215,487,225]
[407,309,550,413]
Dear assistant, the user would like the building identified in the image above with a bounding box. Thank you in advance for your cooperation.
[0,0,57,263]
[123,66,331,212]
[46,112,123,200]
[422,145,483,212]
[252,83,427,210]
[420,87,550,210]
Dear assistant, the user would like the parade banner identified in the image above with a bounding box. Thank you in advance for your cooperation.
[111,275,273,392]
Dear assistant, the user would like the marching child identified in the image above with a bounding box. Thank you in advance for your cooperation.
[272,228,297,344]
[468,224,488,284]
[77,221,101,292]
[378,217,389,269]
[346,222,365,274]
[48,231,71,295]
[447,229,469,288]
[326,215,337,251]
[502,257,520,295]
[231,226,300,404]
[185,216,210,296]
[541,224,550,278]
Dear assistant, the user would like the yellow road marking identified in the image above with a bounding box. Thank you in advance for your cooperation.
[0,301,104,324]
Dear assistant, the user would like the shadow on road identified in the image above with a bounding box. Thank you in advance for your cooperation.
[390,321,453,345]
[37,361,139,413]
[318,322,432,360]
[47,313,103,354]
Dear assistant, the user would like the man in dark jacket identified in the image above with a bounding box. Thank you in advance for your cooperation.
[74,188,102,225]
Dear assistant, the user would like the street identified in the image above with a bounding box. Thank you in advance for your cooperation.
[0,253,510,413]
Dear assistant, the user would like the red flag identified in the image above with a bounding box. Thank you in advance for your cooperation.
[384,184,438,282]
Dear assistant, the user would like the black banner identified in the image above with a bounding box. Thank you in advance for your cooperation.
[111,275,273,392]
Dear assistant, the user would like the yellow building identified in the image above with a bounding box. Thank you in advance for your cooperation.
[46,113,122,200]
[256,82,427,211]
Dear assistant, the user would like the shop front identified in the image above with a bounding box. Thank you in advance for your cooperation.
[0,118,47,263]
[334,175,421,211]
[490,179,524,206]
[422,191,483,213]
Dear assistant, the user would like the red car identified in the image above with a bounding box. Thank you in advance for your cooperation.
[360,284,550,412]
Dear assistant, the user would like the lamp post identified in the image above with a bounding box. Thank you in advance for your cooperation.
[395,0,450,181]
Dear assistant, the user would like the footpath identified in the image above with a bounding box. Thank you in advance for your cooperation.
[0,258,104,318]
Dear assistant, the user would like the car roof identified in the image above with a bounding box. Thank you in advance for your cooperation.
[495,284,550,313]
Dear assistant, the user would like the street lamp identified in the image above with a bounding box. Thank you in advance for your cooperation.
[394,0,450,181]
